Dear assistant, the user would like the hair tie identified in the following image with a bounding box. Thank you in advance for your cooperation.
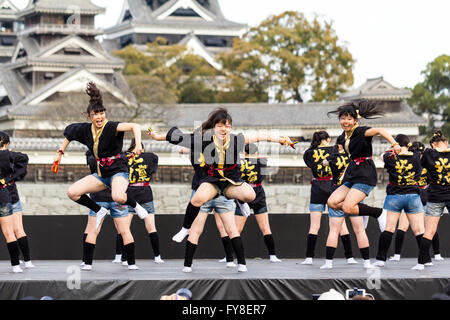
[407,143,412,147]
[356,109,361,119]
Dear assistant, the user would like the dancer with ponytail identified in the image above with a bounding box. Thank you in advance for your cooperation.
[150,108,294,272]
[0,131,29,273]
[390,141,443,262]
[302,131,356,265]
[54,82,147,270]
[373,134,425,267]
[415,130,450,270]
[327,100,401,267]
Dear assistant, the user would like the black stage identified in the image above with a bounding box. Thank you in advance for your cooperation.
[0,258,449,300]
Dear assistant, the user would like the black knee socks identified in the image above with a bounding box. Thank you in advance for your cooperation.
[305,234,317,258]
[149,232,160,257]
[115,234,123,255]
[340,234,354,259]
[357,203,382,218]
[432,233,440,255]
[75,194,101,212]
[360,247,370,260]
[84,242,96,265]
[184,240,197,267]
[7,241,20,266]
[376,231,394,261]
[221,236,234,262]
[17,236,31,262]
[263,234,276,256]
[326,246,336,260]
[82,233,87,263]
[124,242,136,265]
[230,236,246,265]
[183,202,201,229]
[394,229,406,255]
[418,237,432,265]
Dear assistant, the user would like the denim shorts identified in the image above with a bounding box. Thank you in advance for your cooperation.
[310,203,326,212]
[0,203,12,217]
[89,201,129,218]
[425,201,450,217]
[11,201,22,213]
[235,203,267,216]
[92,172,129,188]
[343,182,375,196]
[129,201,155,214]
[383,194,424,214]
[191,190,236,214]
[328,208,345,218]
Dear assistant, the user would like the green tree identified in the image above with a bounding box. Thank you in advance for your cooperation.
[408,55,450,138]
[219,11,355,103]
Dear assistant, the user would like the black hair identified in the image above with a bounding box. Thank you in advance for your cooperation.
[309,131,330,150]
[201,108,232,134]
[429,129,447,147]
[245,143,258,155]
[412,141,425,154]
[85,82,106,115]
[327,99,384,120]
[394,134,414,151]
[0,131,10,148]
[127,138,144,153]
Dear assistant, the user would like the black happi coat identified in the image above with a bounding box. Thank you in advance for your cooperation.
[0,150,28,204]
[303,145,334,205]
[166,127,245,187]
[383,151,422,195]
[421,148,450,203]
[86,151,113,203]
[64,121,128,177]
[338,126,377,186]
[126,152,158,203]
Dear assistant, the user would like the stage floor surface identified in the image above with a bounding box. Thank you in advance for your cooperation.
[1,258,449,300]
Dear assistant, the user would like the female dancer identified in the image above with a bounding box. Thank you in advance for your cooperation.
[390,141,443,262]
[373,134,425,267]
[415,130,450,270]
[302,131,356,265]
[123,139,164,263]
[54,82,146,270]
[327,100,401,267]
[320,142,365,269]
[0,131,29,273]
[150,108,294,272]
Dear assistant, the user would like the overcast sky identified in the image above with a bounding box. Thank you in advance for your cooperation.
[12,0,450,90]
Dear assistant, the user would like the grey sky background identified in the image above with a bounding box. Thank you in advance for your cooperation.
[12,0,450,91]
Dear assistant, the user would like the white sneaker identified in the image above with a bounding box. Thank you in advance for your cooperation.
[134,203,148,219]
[12,265,23,273]
[363,260,374,269]
[182,266,192,273]
[19,260,24,264]
[320,260,333,269]
[270,255,282,263]
[112,255,122,263]
[81,264,92,271]
[425,262,434,267]
[172,227,189,243]
[347,258,358,264]
[389,254,401,261]
[154,255,165,264]
[363,216,369,229]
[226,261,237,268]
[434,254,444,261]
[412,264,424,271]
[218,257,227,263]
[301,258,313,265]
[377,209,387,232]
[128,264,139,270]
[237,264,248,272]
[95,207,108,230]
[122,261,128,266]
[24,261,35,268]
[236,201,251,217]
[373,260,385,267]
[80,262,85,267]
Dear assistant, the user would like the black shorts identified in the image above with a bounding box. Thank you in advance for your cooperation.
[235,186,267,216]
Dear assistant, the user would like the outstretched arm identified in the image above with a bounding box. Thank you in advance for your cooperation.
[54,138,70,165]
[245,133,294,147]
[365,128,401,154]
